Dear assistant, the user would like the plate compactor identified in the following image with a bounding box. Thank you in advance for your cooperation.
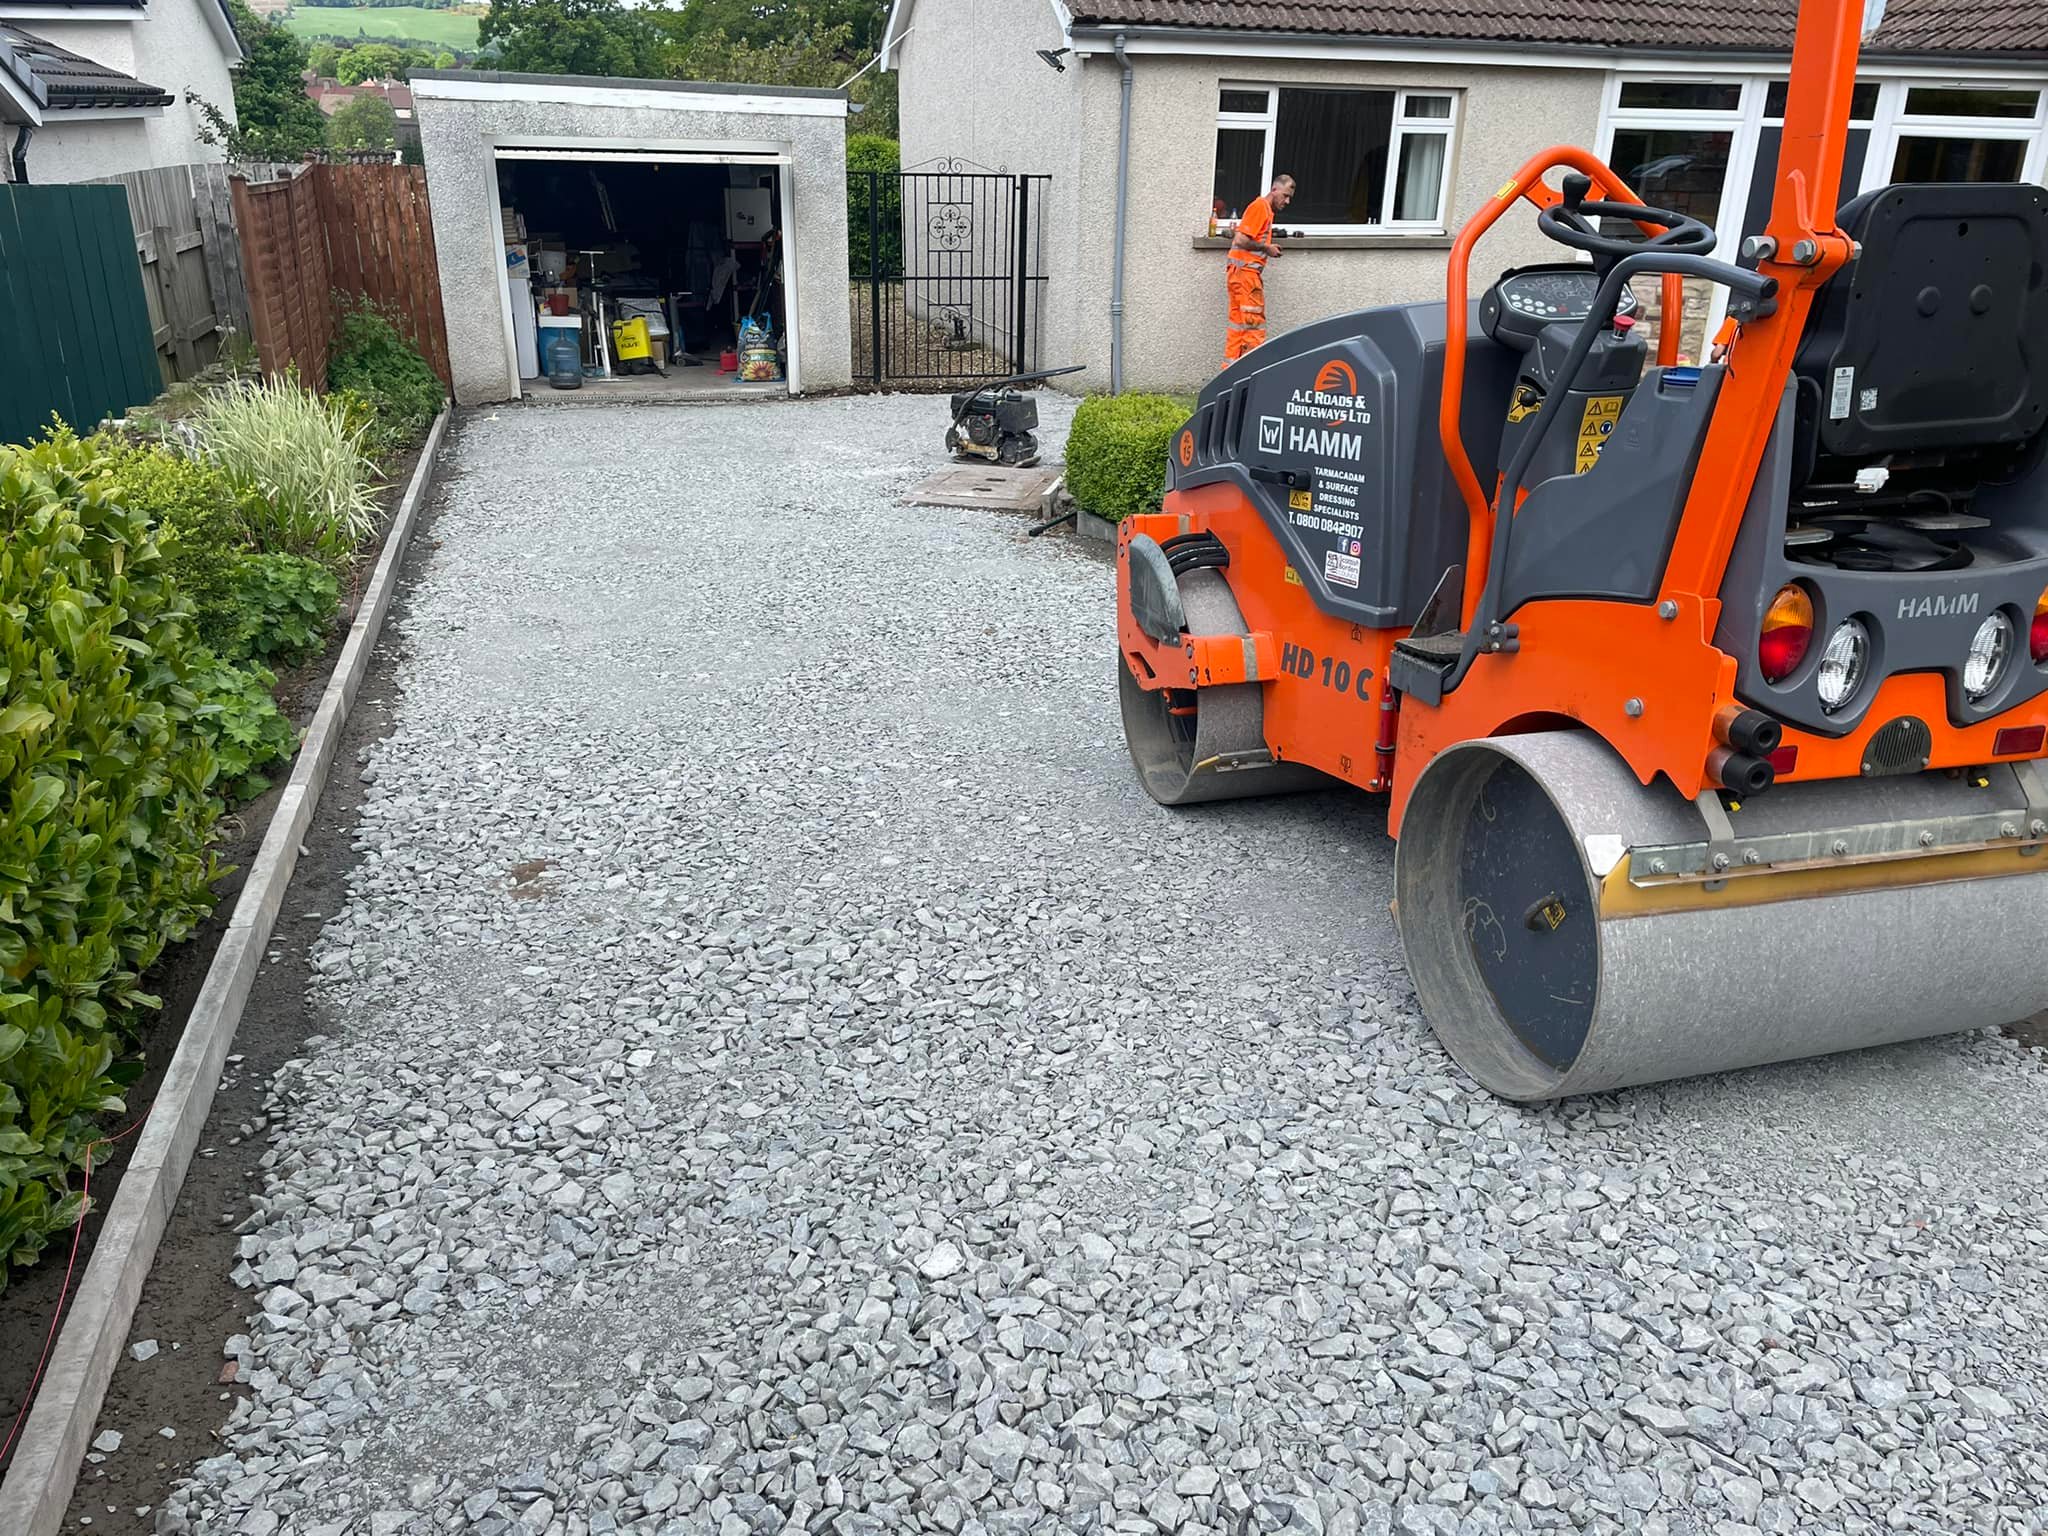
[1116,0,2048,1099]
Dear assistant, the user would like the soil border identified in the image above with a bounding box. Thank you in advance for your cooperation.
[0,409,452,1536]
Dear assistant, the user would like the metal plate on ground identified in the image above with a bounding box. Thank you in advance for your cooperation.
[904,466,1061,511]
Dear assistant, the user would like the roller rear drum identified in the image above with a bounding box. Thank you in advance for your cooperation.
[1118,568,1321,806]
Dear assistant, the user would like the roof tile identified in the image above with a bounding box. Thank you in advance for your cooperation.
[1064,0,2048,55]
[0,23,174,108]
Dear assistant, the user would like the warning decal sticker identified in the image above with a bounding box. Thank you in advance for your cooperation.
[1574,395,1623,474]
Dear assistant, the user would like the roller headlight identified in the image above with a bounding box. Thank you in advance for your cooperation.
[1965,612,2014,702]
[1816,619,1869,714]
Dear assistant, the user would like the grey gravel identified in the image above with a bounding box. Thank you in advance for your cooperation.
[165,397,2048,1535]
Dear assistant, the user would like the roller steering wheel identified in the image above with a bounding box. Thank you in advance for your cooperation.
[1537,172,1717,278]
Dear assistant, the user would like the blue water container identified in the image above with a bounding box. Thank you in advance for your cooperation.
[542,324,582,390]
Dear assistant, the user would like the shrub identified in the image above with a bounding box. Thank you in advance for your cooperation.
[847,136,902,276]
[92,437,248,650]
[185,650,296,802]
[847,134,900,174]
[327,299,445,454]
[0,432,222,1285]
[224,553,340,668]
[1065,393,1195,524]
[191,375,379,566]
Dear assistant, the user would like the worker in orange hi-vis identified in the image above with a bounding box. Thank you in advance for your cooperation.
[1224,173,1294,366]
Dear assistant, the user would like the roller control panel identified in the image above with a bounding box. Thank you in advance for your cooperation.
[1481,263,1638,350]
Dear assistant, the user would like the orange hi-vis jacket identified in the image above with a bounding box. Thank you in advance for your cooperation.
[1225,194,1275,365]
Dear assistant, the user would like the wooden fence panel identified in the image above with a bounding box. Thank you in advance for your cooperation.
[322,163,450,385]
[233,163,448,391]
[92,164,227,385]
[0,185,162,444]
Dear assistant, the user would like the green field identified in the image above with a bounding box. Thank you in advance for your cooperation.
[284,6,481,49]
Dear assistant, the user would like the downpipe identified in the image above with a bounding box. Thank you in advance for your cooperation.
[9,124,30,184]
[1110,33,1132,395]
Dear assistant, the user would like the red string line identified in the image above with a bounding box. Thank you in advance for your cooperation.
[0,1115,148,1471]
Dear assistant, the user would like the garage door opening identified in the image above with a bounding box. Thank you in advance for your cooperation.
[497,151,796,400]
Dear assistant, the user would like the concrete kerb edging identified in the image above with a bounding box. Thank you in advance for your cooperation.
[0,407,453,1536]
[1075,506,1117,543]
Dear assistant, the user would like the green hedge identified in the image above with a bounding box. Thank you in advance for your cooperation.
[1066,393,1195,524]
[0,433,224,1283]
[847,135,902,278]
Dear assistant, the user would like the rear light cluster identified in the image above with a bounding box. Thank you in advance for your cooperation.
[1756,581,2048,716]
[1758,585,1813,682]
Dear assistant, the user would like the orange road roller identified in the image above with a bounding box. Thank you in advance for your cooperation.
[1115,0,2048,1098]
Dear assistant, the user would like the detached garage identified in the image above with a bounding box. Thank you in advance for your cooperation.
[412,71,854,405]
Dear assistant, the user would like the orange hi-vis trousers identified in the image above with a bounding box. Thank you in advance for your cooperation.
[1225,254,1267,364]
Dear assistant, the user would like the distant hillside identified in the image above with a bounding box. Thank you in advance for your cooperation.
[283,5,482,50]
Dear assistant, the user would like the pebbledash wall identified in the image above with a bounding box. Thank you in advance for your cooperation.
[891,7,1601,395]
[411,72,854,405]
[12,0,240,183]
[892,0,1088,386]
[1073,55,1603,395]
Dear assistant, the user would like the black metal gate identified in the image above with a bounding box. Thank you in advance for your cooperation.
[850,163,1050,387]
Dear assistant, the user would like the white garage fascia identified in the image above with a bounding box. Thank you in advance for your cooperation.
[493,143,793,164]
[485,136,805,401]
[412,74,847,120]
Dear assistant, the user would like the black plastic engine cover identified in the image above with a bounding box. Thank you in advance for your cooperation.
[1167,302,1518,628]
[951,390,1038,437]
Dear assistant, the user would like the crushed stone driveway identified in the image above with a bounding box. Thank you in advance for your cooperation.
[167,396,2047,1536]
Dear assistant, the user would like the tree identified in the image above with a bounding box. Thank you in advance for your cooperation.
[661,0,886,56]
[477,0,662,78]
[328,93,397,152]
[431,51,457,69]
[338,42,407,83]
[212,0,326,160]
[307,41,341,78]
[661,23,856,89]
[647,2,895,130]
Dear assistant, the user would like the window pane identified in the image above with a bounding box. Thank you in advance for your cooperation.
[1891,135,2027,182]
[1220,88,1268,115]
[1606,127,1732,363]
[1905,87,2039,119]
[1764,79,1879,119]
[1213,127,1265,221]
[1617,81,1742,113]
[1608,126,1732,222]
[1403,94,1454,120]
[1742,126,1869,239]
[1393,132,1448,221]
[1273,88,1395,224]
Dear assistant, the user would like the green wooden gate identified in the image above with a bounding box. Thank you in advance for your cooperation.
[0,184,164,446]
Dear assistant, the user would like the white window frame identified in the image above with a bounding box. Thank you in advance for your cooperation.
[1598,71,2048,341]
[1214,82,1460,236]
[1870,81,2048,187]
